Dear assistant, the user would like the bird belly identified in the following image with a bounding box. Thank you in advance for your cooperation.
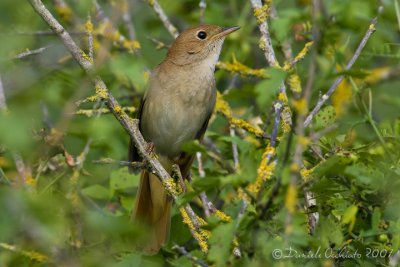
[141,88,214,158]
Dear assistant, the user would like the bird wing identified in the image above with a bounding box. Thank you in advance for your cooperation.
[174,110,213,179]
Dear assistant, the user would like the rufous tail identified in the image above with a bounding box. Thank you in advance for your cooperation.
[133,170,171,254]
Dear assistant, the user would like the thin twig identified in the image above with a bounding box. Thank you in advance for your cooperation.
[257,101,283,213]
[232,200,248,257]
[12,30,85,36]
[269,102,283,149]
[249,0,292,127]
[249,0,277,67]
[199,0,207,23]
[74,106,135,117]
[148,37,170,50]
[148,0,179,38]
[86,15,94,61]
[121,0,137,40]
[172,245,209,267]
[12,152,31,185]
[0,74,7,112]
[195,152,216,217]
[13,46,52,59]
[92,158,145,169]
[304,16,379,127]
[92,0,139,53]
[301,0,323,235]
[269,5,293,61]
[230,127,240,171]
[304,191,319,235]
[1,74,32,186]
[196,152,206,178]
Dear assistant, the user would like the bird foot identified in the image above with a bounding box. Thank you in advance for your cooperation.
[146,142,157,159]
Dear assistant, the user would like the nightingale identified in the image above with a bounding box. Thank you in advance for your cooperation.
[129,24,239,253]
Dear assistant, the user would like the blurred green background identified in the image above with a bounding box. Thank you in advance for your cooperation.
[0,0,399,266]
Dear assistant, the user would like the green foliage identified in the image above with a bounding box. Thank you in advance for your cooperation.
[0,0,399,266]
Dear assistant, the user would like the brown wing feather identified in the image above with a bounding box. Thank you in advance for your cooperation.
[175,112,213,179]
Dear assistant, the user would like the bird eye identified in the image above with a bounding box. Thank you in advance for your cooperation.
[197,31,207,40]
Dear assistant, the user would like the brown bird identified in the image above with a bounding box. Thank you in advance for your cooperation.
[129,24,239,253]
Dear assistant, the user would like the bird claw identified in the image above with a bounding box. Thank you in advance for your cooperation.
[146,142,157,159]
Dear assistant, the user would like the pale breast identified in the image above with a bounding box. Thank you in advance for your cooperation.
[140,62,216,158]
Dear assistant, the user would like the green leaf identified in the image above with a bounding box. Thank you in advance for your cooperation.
[344,163,384,187]
[255,68,286,109]
[341,205,358,232]
[180,140,207,154]
[110,168,139,193]
[81,184,110,200]
[371,208,381,231]
[315,217,343,248]
[314,105,336,130]
[169,212,191,245]
[208,222,235,267]
[312,155,352,177]
[191,176,220,192]
[175,191,198,207]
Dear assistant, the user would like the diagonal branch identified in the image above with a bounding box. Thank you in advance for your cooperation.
[303,17,378,128]
[249,0,292,127]
[148,0,179,38]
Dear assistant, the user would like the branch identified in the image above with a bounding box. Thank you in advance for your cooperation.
[246,101,282,198]
[28,0,203,251]
[303,17,378,127]
[230,127,240,171]
[121,0,137,40]
[249,0,292,127]
[195,152,216,217]
[249,0,277,67]
[148,0,179,38]
[92,0,140,53]
[1,74,33,187]
[92,158,145,170]
[172,245,209,267]
[74,106,135,117]
[216,60,268,78]
[199,0,207,23]
[13,45,51,60]
[0,74,7,112]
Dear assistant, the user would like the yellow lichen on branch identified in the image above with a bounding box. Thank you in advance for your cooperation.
[278,93,292,133]
[95,84,108,99]
[253,1,272,24]
[216,92,265,138]
[95,21,140,53]
[179,207,210,253]
[285,183,297,214]
[75,107,136,117]
[163,177,179,196]
[332,78,352,117]
[292,97,308,116]
[216,60,267,78]
[247,145,276,195]
[54,6,72,22]
[287,74,302,94]
[300,167,312,182]
[85,20,93,35]
[214,209,231,222]
[0,243,50,263]
[283,41,314,71]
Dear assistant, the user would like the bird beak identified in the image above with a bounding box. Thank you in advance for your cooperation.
[217,26,240,38]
